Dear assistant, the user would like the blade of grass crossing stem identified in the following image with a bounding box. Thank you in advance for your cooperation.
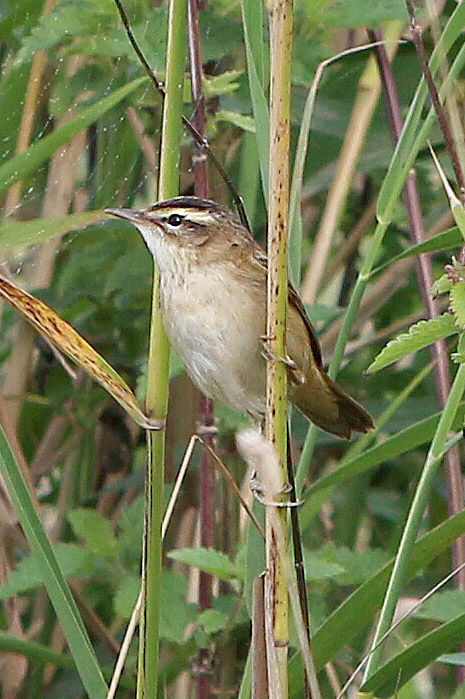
[377,1,465,220]
[0,77,147,195]
[296,8,465,492]
[138,0,186,696]
[241,0,269,206]
[363,333,465,681]
[0,425,107,698]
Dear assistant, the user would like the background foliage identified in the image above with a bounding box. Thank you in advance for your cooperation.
[0,0,465,697]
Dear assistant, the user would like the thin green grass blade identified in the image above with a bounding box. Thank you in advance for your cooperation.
[364,335,465,679]
[371,227,462,277]
[303,403,465,499]
[0,77,147,195]
[0,425,107,699]
[287,510,465,689]
[361,611,465,697]
[377,1,465,221]
[0,211,107,248]
[241,0,269,205]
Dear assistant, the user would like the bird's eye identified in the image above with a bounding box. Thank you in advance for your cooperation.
[167,213,184,227]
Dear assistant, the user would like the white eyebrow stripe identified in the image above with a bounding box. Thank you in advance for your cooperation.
[151,208,216,223]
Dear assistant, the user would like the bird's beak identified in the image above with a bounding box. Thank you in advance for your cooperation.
[104,207,144,224]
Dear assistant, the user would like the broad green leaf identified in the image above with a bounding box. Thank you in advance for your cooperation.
[197,609,229,634]
[203,71,242,98]
[114,573,194,644]
[303,551,345,581]
[414,591,465,622]
[0,77,147,195]
[0,276,158,429]
[0,543,94,598]
[366,314,458,374]
[68,509,118,558]
[303,404,465,499]
[310,510,465,673]
[325,0,408,29]
[361,611,465,696]
[450,283,465,329]
[168,547,240,581]
[0,211,107,249]
[0,425,107,698]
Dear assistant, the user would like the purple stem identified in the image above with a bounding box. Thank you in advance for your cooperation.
[187,0,215,696]
[369,27,465,682]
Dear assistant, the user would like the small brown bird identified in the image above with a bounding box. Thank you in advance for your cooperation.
[106,197,373,439]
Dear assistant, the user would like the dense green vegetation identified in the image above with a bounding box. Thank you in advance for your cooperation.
[1,0,465,696]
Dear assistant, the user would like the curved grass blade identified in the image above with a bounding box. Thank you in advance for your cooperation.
[0,425,108,699]
[371,226,462,277]
[0,211,108,248]
[0,276,159,430]
[303,403,465,499]
[287,510,465,693]
[0,77,148,195]
[360,610,465,697]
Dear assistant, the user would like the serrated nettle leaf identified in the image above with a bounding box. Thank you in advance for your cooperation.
[366,314,459,374]
[167,547,240,581]
[203,71,243,97]
[216,110,256,133]
[68,509,118,558]
[113,576,140,619]
[450,283,465,328]
[431,274,454,297]
[0,276,159,429]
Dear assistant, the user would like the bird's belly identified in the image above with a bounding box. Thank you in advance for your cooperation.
[161,278,266,417]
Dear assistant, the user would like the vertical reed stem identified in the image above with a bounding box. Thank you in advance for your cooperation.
[137,0,187,695]
[265,0,293,692]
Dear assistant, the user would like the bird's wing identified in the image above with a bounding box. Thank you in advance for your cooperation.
[250,247,323,379]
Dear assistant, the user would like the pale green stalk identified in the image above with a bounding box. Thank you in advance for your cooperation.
[137,0,186,696]
[265,0,293,693]
[362,334,465,683]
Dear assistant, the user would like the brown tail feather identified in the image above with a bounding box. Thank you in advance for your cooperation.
[292,372,374,440]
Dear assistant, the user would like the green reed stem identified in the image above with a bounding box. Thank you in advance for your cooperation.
[137,0,186,696]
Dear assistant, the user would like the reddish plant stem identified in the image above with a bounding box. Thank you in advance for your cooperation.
[405,0,465,201]
[369,28,465,681]
[187,0,215,696]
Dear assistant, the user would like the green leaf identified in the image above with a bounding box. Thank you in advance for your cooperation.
[303,404,465,498]
[310,511,465,674]
[117,496,144,560]
[303,551,345,581]
[366,314,458,374]
[113,576,140,619]
[0,543,95,598]
[0,211,106,249]
[414,590,465,622]
[372,227,463,278]
[332,548,389,586]
[450,283,465,329]
[203,71,242,98]
[325,0,408,29]
[167,547,240,580]
[431,273,454,297]
[216,110,256,133]
[68,509,118,558]
[0,425,107,697]
[361,611,465,696]
[0,77,147,195]
[197,609,229,634]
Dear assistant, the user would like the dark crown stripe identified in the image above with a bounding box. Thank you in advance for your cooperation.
[150,196,222,212]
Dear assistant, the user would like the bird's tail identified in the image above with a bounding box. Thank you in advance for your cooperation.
[293,371,374,439]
